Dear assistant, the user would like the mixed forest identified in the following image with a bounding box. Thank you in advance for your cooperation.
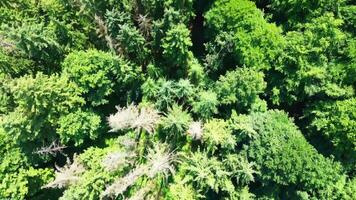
[0,0,355,199]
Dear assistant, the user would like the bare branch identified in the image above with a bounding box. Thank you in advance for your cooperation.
[102,151,136,171]
[101,165,148,198]
[34,141,67,156]
[108,105,161,134]
[43,155,85,189]
[187,121,203,140]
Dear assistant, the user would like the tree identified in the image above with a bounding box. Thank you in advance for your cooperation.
[270,13,354,105]
[180,151,233,195]
[162,23,192,77]
[0,0,355,199]
[215,68,266,113]
[205,0,285,71]
[0,47,35,77]
[57,110,102,146]
[233,110,346,199]
[1,21,63,69]
[0,128,53,199]
[192,90,218,120]
[142,78,195,110]
[62,49,141,106]
[160,104,192,137]
[104,9,149,65]
[305,98,356,169]
[202,119,236,153]
[0,73,84,143]
[265,0,345,30]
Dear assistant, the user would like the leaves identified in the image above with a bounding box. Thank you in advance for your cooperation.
[57,110,101,146]
[161,104,192,136]
[305,98,356,168]
[202,119,236,152]
[0,0,355,199]
[215,68,266,113]
[162,23,192,77]
[62,49,141,106]
[243,110,345,199]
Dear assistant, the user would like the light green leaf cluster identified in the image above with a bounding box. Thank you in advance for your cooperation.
[0,0,355,199]
[202,119,236,152]
[62,49,141,106]
[306,98,356,168]
[215,68,266,113]
[57,110,101,146]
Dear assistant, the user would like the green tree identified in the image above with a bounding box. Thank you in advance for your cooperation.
[57,110,102,146]
[205,0,285,71]
[58,145,123,200]
[266,0,345,30]
[270,13,354,105]
[0,73,84,143]
[105,9,149,65]
[160,104,192,137]
[215,68,266,113]
[202,119,236,153]
[0,128,53,200]
[162,23,192,77]
[305,98,356,169]
[234,110,346,199]
[192,90,218,120]
[180,151,233,195]
[1,21,64,69]
[142,78,195,110]
[62,49,141,106]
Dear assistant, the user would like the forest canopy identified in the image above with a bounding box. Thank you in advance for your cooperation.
[0,0,355,199]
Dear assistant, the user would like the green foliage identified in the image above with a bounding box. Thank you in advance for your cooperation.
[267,0,345,29]
[340,5,356,34]
[142,78,195,110]
[0,128,53,199]
[105,9,149,65]
[229,111,258,143]
[305,98,356,168]
[1,21,64,69]
[202,119,236,152]
[0,74,13,114]
[164,0,194,20]
[116,24,149,65]
[271,13,354,105]
[1,73,84,143]
[192,90,218,120]
[180,151,257,199]
[162,23,192,77]
[139,0,165,19]
[237,110,346,199]
[62,49,141,106]
[215,68,266,113]
[205,0,285,71]
[181,151,232,195]
[166,180,198,200]
[59,145,123,200]
[343,177,356,200]
[161,104,192,136]
[57,110,101,146]
[0,47,35,77]
[0,0,355,199]
[187,57,205,85]
[105,9,133,36]
[225,155,258,186]
[204,31,236,76]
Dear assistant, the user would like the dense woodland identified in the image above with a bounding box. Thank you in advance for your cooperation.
[0,0,355,199]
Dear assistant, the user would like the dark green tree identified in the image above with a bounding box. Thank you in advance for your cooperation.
[233,110,347,199]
